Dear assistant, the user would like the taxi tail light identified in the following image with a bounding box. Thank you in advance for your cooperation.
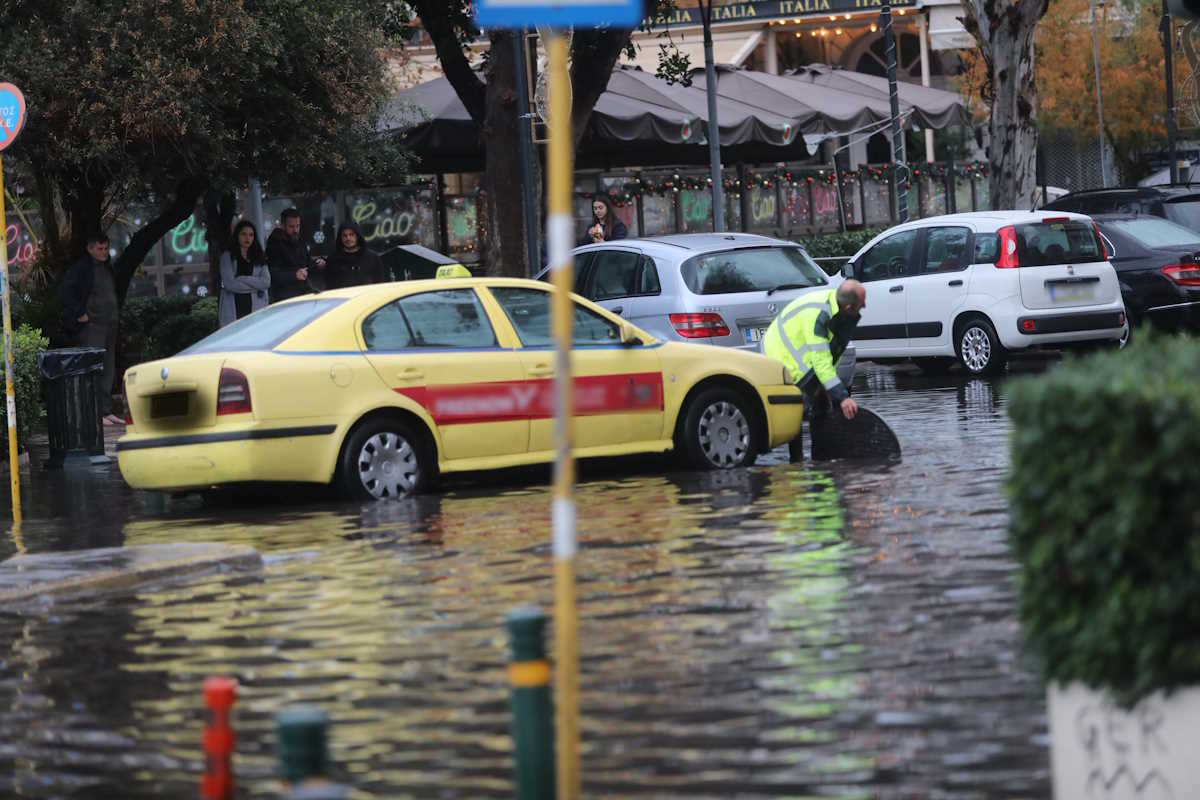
[123,395,133,426]
[669,312,730,338]
[995,226,1020,269]
[1162,264,1200,286]
[216,368,252,415]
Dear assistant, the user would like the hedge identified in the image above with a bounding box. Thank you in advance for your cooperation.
[119,295,217,375]
[13,324,48,454]
[795,228,886,274]
[1006,333,1200,705]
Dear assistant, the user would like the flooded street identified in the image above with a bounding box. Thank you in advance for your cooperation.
[0,362,1051,799]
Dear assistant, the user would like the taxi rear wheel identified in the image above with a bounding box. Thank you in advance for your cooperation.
[340,418,430,500]
[679,387,757,470]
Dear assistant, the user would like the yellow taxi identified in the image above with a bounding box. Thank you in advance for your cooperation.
[117,278,804,500]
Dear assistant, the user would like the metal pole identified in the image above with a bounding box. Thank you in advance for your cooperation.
[832,151,848,233]
[514,31,541,275]
[545,31,580,800]
[881,4,909,223]
[918,10,935,162]
[0,156,20,525]
[700,0,726,232]
[507,607,554,800]
[248,178,266,247]
[1090,0,1110,187]
[1163,0,1179,185]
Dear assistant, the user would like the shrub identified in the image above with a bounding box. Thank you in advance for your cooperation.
[1006,333,1200,705]
[12,324,49,453]
[119,295,218,372]
[795,227,886,274]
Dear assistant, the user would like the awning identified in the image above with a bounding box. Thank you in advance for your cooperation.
[620,28,763,73]
[787,64,970,131]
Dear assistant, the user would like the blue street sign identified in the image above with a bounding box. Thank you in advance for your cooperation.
[475,0,643,28]
[0,84,26,152]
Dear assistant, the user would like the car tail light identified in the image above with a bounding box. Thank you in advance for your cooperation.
[216,368,252,415]
[1162,264,1200,286]
[123,397,133,426]
[1042,216,1070,223]
[1021,319,1037,333]
[995,226,1020,268]
[1092,222,1108,259]
[669,312,730,338]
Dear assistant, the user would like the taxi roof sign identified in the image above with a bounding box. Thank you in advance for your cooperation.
[0,84,27,153]
[436,264,472,279]
[474,0,642,28]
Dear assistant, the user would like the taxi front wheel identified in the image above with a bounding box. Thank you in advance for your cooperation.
[679,388,757,470]
[340,418,431,500]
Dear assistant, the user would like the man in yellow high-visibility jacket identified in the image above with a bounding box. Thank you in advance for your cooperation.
[763,280,866,458]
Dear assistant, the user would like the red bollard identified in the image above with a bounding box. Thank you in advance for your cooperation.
[201,676,237,800]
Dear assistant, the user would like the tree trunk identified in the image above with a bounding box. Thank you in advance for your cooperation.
[203,190,237,298]
[483,31,537,278]
[111,176,207,305]
[962,0,1050,211]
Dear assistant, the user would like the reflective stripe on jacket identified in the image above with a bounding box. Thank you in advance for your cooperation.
[762,289,850,403]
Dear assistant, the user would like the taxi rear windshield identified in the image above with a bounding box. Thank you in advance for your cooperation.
[1014,221,1104,267]
[679,246,826,295]
[180,299,344,354]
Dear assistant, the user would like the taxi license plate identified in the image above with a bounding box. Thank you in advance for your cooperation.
[1049,284,1095,303]
[151,392,189,419]
[743,326,767,344]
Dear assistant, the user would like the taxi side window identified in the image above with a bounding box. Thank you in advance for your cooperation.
[363,289,496,350]
[491,287,620,347]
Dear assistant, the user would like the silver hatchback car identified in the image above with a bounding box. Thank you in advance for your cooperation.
[539,233,856,387]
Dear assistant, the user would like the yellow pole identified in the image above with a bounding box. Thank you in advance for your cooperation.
[546,31,580,800]
[0,156,21,525]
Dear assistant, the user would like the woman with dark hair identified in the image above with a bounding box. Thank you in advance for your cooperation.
[218,220,271,327]
[325,223,385,289]
[579,195,628,245]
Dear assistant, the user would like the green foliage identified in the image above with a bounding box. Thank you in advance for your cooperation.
[119,295,218,372]
[1006,333,1200,705]
[796,228,887,272]
[12,325,50,454]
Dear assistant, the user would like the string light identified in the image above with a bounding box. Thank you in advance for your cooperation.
[843,13,851,19]
[835,28,843,35]
[870,23,878,31]
[828,14,837,20]
[897,8,906,14]
[796,31,802,37]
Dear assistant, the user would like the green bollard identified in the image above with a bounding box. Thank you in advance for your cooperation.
[507,606,555,800]
[276,706,348,799]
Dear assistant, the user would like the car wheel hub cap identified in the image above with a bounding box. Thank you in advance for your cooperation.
[698,401,749,468]
[962,328,991,372]
[357,432,418,499]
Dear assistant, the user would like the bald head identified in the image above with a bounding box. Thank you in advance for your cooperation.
[836,279,866,314]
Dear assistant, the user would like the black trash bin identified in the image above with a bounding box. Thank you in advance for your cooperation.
[39,347,111,468]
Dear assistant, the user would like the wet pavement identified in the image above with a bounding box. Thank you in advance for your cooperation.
[0,361,1053,798]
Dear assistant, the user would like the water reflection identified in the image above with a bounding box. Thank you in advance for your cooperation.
[0,364,1050,797]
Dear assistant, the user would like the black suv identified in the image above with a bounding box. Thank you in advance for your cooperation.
[1042,185,1200,234]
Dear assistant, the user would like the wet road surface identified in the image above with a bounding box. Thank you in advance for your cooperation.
[0,362,1052,798]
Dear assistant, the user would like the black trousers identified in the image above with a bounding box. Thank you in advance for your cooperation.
[78,321,117,416]
[788,380,830,463]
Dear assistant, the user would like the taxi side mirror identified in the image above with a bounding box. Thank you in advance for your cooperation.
[619,321,640,347]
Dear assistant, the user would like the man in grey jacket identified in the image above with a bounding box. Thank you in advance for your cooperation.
[58,231,123,425]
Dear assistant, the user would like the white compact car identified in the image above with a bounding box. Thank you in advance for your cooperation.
[841,211,1127,374]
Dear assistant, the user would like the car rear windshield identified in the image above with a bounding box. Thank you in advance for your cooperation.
[1162,196,1200,232]
[679,246,827,295]
[1106,217,1200,248]
[180,299,345,354]
[1014,221,1104,266]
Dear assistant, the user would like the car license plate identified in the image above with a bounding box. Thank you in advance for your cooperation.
[150,392,189,419]
[1049,284,1095,303]
[743,326,767,344]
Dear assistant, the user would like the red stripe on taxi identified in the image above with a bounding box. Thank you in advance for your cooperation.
[395,372,664,426]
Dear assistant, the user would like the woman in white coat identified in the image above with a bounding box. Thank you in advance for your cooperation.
[218,220,271,327]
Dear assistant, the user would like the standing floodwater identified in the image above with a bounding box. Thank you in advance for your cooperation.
[0,363,1049,798]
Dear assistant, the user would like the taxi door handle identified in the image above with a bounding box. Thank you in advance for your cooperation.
[529,365,555,377]
[948,279,963,287]
[397,368,425,381]
[889,285,904,293]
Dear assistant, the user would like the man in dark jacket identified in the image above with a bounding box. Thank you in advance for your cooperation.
[266,207,326,301]
[325,223,384,289]
[58,231,123,425]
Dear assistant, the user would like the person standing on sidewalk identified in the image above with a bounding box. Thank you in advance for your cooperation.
[325,223,384,289]
[58,231,124,426]
[762,279,866,460]
[266,208,326,301]
[218,220,271,327]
